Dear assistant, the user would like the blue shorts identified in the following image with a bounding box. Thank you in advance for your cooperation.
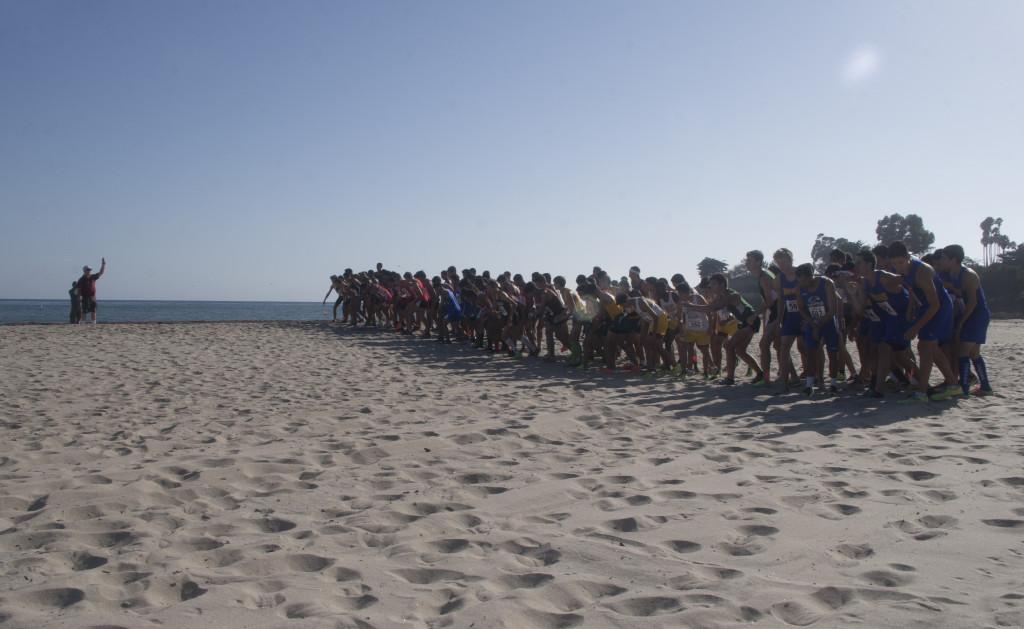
[781,312,803,337]
[959,309,989,345]
[879,317,909,351]
[917,305,953,344]
[868,320,885,344]
[803,319,839,352]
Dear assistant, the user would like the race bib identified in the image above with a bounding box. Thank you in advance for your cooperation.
[785,299,800,313]
[686,311,709,331]
[808,299,827,320]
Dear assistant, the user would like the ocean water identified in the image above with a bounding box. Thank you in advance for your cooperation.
[0,300,327,324]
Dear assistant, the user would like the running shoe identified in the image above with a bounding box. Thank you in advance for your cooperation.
[898,392,929,404]
[930,385,963,401]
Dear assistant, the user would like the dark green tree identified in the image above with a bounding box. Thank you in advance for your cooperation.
[875,213,935,254]
[697,257,728,279]
[811,233,866,271]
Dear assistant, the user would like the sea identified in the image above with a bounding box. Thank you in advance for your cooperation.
[0,300,327,325]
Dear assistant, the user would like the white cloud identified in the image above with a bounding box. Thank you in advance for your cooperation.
[841,45,882,87]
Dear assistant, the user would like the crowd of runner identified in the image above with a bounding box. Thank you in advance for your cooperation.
[322,242,993,402]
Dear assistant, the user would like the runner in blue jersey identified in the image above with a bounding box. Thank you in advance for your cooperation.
[795,264,840,395]
[888,241,961,403]
[772,248,806,393]
[936,245,993,395]
[851,249,919,398]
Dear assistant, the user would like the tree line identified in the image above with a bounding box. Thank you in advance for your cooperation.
[695,213,1023,316]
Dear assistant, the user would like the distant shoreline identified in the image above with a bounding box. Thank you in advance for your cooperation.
[0,299,320,304]
[0,319,337,327]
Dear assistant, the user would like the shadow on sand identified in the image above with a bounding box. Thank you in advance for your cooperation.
[287,320,950,439]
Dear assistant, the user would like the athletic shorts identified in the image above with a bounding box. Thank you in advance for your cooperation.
[682,330,711,346]
[652,314,669,336]
[738,316,762,334]
[781,312,802,337]
[803,319,840,352]
[959,310,990,345]
[917,305,953,344]
[81,296,97,314]
[334,295,344,306]
[610,316,642,335]
[718,319,738,337]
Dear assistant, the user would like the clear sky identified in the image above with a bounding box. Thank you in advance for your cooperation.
[2,0,1022,301]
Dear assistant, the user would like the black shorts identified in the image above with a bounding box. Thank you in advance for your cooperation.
[738,315,761,334]
[610,316,642,335]
[334,295,344,306]
[664,326,679,346]
[81,296,97,313]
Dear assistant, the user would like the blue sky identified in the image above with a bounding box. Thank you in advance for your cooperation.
[1,0,1021,300]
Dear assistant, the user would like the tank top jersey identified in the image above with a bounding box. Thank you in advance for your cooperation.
[779,271,800,316]
[905,259,952,312]
[940,266,989,320]
[799,279,832,322]
[685,296,710,332]
[725,290,757,325]
[863,271,907,322]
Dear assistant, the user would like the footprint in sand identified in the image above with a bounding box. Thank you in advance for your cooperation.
[981,519,1024,530]
[860,569,914,587]
[719,524,779,556]
[664,540,702,554]
[492,572,555,591]
[606,596,683,617]
[770,600,824,626]
[19,588,86,610]
[832,543,874,560]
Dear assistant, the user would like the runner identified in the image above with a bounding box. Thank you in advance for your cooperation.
[684,273,763,385]
[888,241,961,402]
[772,249,804,392]
[936,244,992,395]
[746,250,779,386]
[795,264,840,395]
[322,274,346,321]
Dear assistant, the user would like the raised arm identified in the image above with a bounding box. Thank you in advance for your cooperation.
[97,258,107,278]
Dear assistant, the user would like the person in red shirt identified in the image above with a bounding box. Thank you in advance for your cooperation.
[78,258,106,324]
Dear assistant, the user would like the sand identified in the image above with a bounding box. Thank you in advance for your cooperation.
[1,320,1022,629]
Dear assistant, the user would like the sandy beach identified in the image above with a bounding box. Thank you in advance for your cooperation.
[1,320,1022,629]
